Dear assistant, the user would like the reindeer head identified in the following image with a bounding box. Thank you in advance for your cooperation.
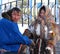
[23,29,33,39]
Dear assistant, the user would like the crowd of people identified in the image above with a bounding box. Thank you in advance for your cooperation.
[0,5,60,54]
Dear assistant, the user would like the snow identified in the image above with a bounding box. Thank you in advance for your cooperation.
[18,24,28,34]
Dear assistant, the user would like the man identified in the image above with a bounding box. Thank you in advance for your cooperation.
[0,7,35,54]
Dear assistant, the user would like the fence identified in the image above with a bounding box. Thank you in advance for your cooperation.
[0,0,60,26]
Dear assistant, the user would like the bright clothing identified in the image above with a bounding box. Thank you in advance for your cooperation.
[0,18,32,52]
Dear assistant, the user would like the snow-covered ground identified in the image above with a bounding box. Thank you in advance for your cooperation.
[18,24,28,34]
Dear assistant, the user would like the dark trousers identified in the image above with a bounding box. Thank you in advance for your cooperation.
[40,39,47,54]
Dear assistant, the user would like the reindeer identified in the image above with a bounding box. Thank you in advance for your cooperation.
[18,18,60,54]
[19,18,48,54]
[18,29,35,54]
[45,6,60,54]
[18,6,60,54]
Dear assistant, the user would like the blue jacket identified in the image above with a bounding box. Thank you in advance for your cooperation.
[0,18,32,52]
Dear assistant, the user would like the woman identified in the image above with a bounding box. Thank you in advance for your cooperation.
[0,7,35,54]
[37,6,47,54]
[28,6,47,54]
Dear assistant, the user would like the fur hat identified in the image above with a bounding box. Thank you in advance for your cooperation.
[45,6,55,23]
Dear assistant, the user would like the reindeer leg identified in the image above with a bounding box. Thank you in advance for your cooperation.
[38,39,42,54]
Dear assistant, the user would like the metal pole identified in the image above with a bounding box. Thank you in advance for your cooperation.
[10,2,12,9]
[41,0,42,5]
[28,0,29,26]
[48,0,49,7]
[16,0,17,7]
[0,0,2,18]
[22,0,23,26]
[34,0,36,20]
[55,0,56,22]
